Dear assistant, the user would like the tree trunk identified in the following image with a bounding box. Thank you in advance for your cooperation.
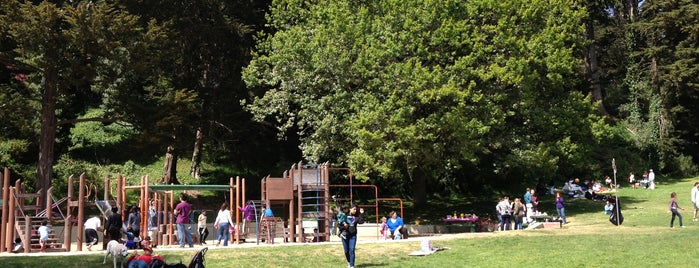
[412,168,427,208]
[190,127,203,180]
[36,60,59,206]
[163,145,179,184]
[585,18,608,116]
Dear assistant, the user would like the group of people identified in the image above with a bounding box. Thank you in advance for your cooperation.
[628,169,656,189]
[495,188,547,230]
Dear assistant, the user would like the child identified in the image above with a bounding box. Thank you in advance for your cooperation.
[337,205,349,240]
[380,216,389,240]
[38,220,51,252]
[124,228,136,249]
[669,192,685,228]
[604,200,613,215]
[198,210,209,245]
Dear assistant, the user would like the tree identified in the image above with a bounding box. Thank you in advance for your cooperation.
[244,0,597,205]
[0,0,171,202]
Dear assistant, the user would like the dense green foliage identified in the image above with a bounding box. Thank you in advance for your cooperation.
[1,0,698,204]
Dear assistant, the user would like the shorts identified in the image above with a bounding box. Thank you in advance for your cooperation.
[694,202,699,210]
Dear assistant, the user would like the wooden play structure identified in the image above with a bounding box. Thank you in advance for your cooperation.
[0,167,73,253]
[259,161,395,244]
[0,167,246,253]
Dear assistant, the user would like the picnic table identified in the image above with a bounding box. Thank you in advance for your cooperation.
[443,217,479,233]
[529,214,553,223]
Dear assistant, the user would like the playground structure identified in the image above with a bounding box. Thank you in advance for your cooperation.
[0,167,246,253]
[258,161,403,244]
[1,167,74,253]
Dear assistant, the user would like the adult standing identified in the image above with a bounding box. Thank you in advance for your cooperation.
[106,206,123,242]
[127,205,141,239]
[386,211,408,239]
[555,192,567,224]
[198,210,209,245]
[174,193,194,248]
[523,188,533,223]
[648,169,656,189]
[691,182,699,222]
[214,203,233,246]
[340,204,365,268]
[512,198,525,230]
[629,172,636,189]
[496,196,512,231]
[84,216,101,250]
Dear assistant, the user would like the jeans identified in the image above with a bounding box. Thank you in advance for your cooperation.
[176,223,194,247]
[557,207,567,224]
[671,208,683,227]
[513,215,523,230]
[341,233,357,267]
[217,222,230,246]
[500,215,511,231]
[128,260,148,268]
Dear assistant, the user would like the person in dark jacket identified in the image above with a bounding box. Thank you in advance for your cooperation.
[341,204,365,268]
[106,206,123,242]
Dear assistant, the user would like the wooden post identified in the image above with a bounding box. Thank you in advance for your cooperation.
[6,185,16,251]
[104,175,110,202]
[1,167,10,253]
[77,173,86,251]
[23,216,30,253]
[45,187,53,223]
[64,215,73,252]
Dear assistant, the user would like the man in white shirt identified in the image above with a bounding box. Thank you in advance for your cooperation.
[648,169,656,189]
[84,216,101,250]
[692,183,699,222]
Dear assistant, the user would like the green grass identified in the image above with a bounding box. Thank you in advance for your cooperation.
[3,176,699,267]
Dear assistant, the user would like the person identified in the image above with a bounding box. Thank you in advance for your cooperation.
[496,196,512,231]
[531,189,539,213]
[239,202,255,236]
[629,172,636,189]
[340,204,365,268]
[692,182,699,222]
[641,171,649,189]
[604,175,614,188]
[174,193,194,248]
[386,211,408,239]
[337,205,349,240]
[127,205,141,239]
[148,200,158,230]
[262,203,274,218]
[669,192,685,228]
[512,198,525,230]
[648,169,656,189]
[124,228,137,249]
[379,216,389,240]
[106,206,123,242]
[214,203,233,246]
[84,215,101,250]
[555,192,567,224]
[604,200,613,215]
[198,210,209,245]
[38,220,51,252]
[523,188,533,223]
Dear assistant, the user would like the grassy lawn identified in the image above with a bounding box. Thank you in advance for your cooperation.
[2,176,698,267]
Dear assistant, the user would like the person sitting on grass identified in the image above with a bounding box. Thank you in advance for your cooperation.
[386,211,408,240]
